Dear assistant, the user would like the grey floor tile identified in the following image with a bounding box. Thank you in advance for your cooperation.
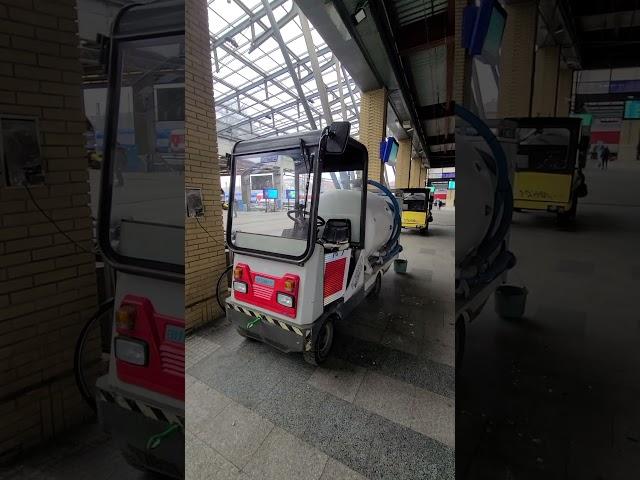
[186,380,232,433]
[192,401,274,469]
[242,427,328,480]
[354,372,415,429]
[186,431,243,480]
[307,357,366,403]
[319,458,368,480]
[411,388,455,448]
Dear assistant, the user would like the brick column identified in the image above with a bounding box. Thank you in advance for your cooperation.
[0,0,97,459]
[395,138,411,188]
[531,46,560,117]
[555,67,572,116]
[359,88,387,182]
[185,0,227,331]
[409,157,422,187]
[498,1,538,118]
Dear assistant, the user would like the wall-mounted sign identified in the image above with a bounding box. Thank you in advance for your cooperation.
[0,116,43,186]
[185,187,204,217]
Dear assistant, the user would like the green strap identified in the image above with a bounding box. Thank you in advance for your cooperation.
[246,316,261,329]
[146,423,181,450]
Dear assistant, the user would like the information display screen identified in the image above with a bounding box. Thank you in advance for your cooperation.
[263,188,279,199]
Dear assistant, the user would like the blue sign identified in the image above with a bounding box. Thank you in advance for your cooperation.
[463,0,507,65]
[379,137,399,164]
[263,188,279,200]
[624,100,640,119]
[285,189,296,200]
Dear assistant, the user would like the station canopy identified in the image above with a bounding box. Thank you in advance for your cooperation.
[208,0,361,144]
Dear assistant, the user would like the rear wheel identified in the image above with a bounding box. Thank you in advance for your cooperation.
[558,198,577,225]
[419,227,428,235]
[304,316,334,366]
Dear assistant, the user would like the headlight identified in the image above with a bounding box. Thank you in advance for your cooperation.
[114,337,148,366]
[276,292,294,308]
[233,281,247,293]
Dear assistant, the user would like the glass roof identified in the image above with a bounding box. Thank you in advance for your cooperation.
[208,0,361,143]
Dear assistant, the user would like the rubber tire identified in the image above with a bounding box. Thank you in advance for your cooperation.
[455,316,465,373]
[558,198,577,225]
[367,273,382,298]
[419,227,428,236]
[303,317,334,366]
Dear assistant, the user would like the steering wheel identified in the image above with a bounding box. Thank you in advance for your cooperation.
[287,209,326,227]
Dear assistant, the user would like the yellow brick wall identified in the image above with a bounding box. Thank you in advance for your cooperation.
[185,0,227,331]
[498,1,537,118]
[395,138,411,188]
[555,67,572,116]
[0,0,97,460]
[409,157,423,188]
[359,88,387,182]
[531,46,560,117]
[453,0,467,105]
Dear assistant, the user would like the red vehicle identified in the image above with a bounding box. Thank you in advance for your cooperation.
[93,2,185,477]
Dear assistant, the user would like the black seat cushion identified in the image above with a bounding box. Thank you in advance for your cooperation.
[322,219,351,244]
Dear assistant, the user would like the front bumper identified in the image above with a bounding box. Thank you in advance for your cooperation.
[227,301,312,353]
[96,377,184,478]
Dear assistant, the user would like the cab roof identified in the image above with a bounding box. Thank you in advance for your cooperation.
[112,1,184,40]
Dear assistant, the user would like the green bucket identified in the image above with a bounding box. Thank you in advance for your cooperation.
[495,285,528,319]
[394,259,408,274]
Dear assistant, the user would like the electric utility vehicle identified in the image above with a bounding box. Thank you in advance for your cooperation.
[225,122,402,365]
[509,117,587,223]
[394,187,434,234]
[94,2,185,477]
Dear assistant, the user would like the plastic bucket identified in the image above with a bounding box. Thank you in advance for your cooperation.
[495,285,528,319]
[394,259,408,274]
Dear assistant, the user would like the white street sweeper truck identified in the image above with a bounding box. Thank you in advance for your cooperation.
[224,122,402,365]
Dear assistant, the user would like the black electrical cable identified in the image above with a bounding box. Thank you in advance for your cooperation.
[23,183,94,254]
[216,264,233,311]
[74,297,114,412]
[194,215,226,249]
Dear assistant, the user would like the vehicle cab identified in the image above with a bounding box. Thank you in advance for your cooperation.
[509,117,587,221]
[394,187,434,234]
[94,2,184,477]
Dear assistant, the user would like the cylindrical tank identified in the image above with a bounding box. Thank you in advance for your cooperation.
[455,137,496,265]
[318,189,394,254]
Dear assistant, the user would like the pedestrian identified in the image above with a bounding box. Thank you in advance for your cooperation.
[601,145,610,170]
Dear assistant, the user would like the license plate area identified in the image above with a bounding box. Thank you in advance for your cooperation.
[165,324,185,344]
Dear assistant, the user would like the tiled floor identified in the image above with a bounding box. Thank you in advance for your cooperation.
[185,208,456,480]
[457,161,640,479]
[0,423,156,480]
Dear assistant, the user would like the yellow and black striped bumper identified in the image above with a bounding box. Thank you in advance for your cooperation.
[226,301,310,353]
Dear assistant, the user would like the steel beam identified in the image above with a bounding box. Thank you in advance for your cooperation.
[297,5,332,124]
[215,46,332,105]
[260,0,317,129]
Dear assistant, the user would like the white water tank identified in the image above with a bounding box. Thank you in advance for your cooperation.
[455,136,497,264]
[318,189,394,254]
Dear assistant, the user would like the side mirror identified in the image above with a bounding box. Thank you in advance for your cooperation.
[325,122,351,154]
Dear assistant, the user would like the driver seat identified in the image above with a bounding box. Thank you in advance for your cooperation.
[321,218,351,244]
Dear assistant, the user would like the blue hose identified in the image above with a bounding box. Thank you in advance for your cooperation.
[455,104,515,285]
[367,179,403,262]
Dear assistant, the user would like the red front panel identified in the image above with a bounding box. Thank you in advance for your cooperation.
[324,258,347,298]
[233,264,299,318]
[115,295,184,401]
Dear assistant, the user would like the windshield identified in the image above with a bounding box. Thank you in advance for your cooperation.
[517,127,573,172]
[228,147,364,259]
[104,35,185,268]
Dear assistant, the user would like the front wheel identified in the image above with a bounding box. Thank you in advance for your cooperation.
[558,198,577,225]
[304,317,335,366]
